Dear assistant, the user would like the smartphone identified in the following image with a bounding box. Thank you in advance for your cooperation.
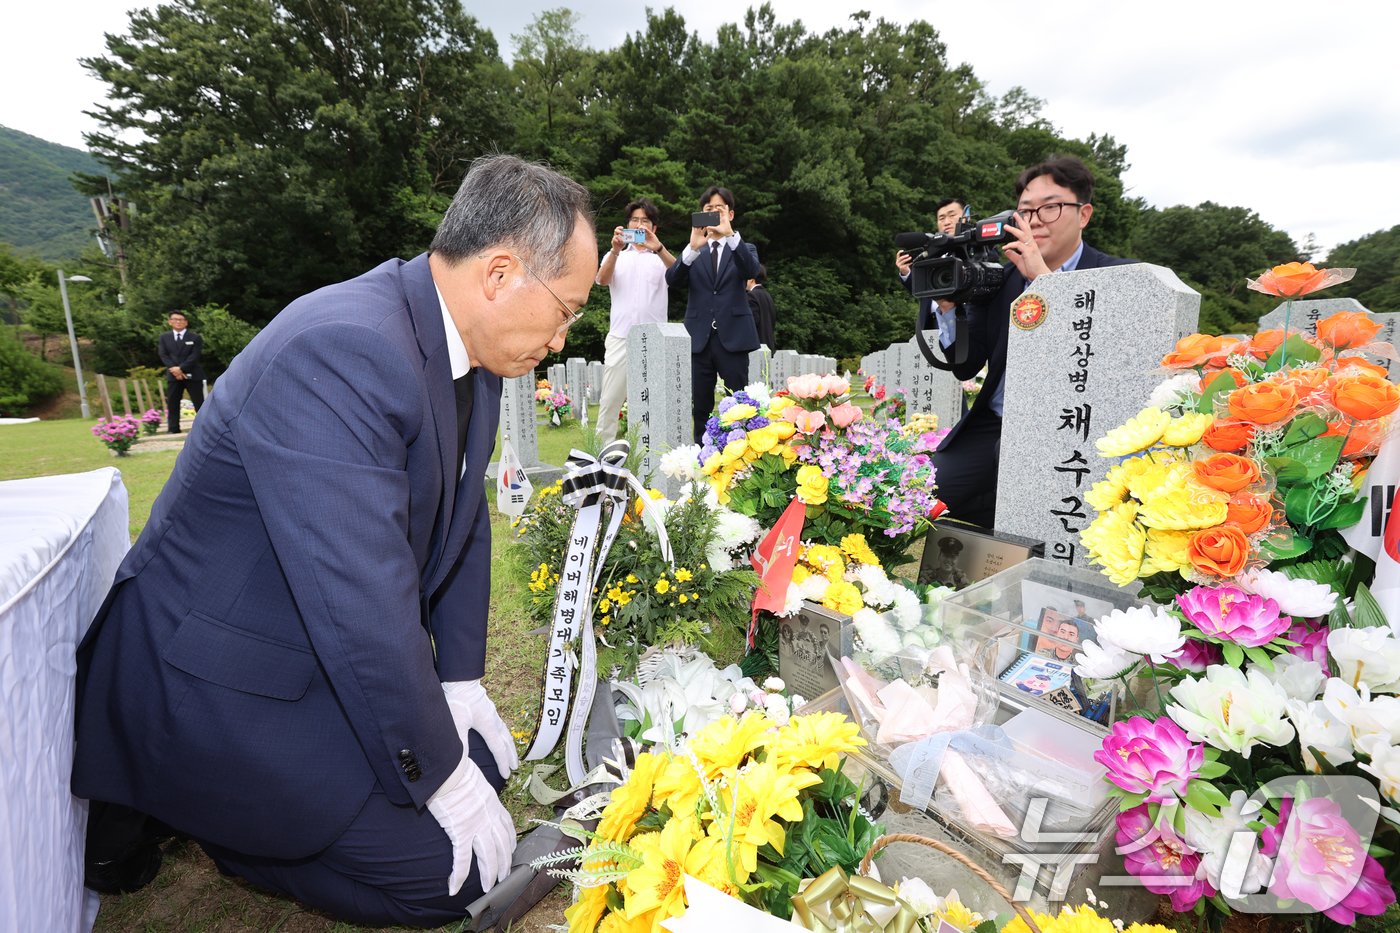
[622,228,647,244]
[691,211,721,228]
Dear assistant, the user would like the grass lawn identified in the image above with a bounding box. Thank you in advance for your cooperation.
[3,405,605,932]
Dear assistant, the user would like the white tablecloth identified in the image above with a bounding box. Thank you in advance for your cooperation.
[1,468,129,932]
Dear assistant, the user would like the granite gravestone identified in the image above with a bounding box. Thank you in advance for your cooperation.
[547,363,566,397]
[997,264,1200,565]
[1257,299,1399,379]
[497,372,540,470]
[587,361,604,404]
[907,335,963,431]
[886,341,910,401]
[627,323,691,496]
[772,349,799,390]
[748,344,771,386]
[565,357,587,408]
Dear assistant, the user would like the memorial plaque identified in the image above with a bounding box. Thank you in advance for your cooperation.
[777,602,847,700]
[997,264,1200,565]
[1258,298,1398,379]
[627,323,691,496]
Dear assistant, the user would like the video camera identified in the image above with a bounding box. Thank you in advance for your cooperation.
[895,209,1018,304]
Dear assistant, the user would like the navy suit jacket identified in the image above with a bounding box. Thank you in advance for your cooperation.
[926,243,1133,449]
[666,237,761,354]
[73,253,501,859]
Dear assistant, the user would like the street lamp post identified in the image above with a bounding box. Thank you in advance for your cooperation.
[57,270,93,419]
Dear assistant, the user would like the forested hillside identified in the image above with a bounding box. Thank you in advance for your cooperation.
[0,125,103,259]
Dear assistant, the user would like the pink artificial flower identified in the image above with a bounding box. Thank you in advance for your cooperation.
[863,374,874,392]
[1176,585,1290,648]
[791,409,827,434]
[1155,639,1223,673]
[1115,804,1215,912]
[787,374,824,399]
[872,385,886,400]
[1284,615,1331,671]
[1269,796,1397,924]
[820,376,850,397]
[827,402,863,429]
[1094,716,1203,802]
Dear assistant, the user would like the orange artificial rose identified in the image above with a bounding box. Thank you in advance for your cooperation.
[1201,419,1255,452]
[1162,334,1235,369]
[1335,356,1390,379]
[1193,453,1262,493]
[1227,380,1298,425]
[1287,366,1332,403]
[1252,262,1329,297]
[1226,494,1274,535]
[1316,311,1383,350]
[1188,525,1250,577]
[1247,329,1288,360]
[1329,373,1400,422]
[1322,419,1384,459]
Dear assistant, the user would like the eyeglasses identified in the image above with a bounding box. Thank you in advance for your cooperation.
[1014,202,1086,225]
[511,253,584,329]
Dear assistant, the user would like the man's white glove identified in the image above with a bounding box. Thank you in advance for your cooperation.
[442,680,520,779]
[426,751,516,895]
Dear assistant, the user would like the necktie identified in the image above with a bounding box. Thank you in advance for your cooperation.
[711,241,721,278]
[454,372,475,475]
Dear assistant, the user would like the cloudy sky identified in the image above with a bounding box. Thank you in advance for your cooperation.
[4,1,1393,255]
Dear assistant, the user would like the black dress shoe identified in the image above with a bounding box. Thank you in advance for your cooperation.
[85,841,162,895]
[167,428,182,434]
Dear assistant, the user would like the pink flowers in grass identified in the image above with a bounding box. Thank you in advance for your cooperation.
[1268,797,1397,924]
[1176,584,1289,647]
[1094,716,1203,801]
[91,416,142,454]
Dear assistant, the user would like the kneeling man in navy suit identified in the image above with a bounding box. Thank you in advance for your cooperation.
[73,155,599,926]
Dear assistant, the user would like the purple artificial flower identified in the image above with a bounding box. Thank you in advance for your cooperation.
[1284,615,1331,671]
[1268,796,1397,924]
[747,416,770,430]
[717,396,736,414]
[725,428,746,445]
[1094,716,1203,802]
[1156,638,1224,673]
[1115,803,1216,912]
[705,416,722,435]
[1177,585,1290,648]
[699,444,717,463]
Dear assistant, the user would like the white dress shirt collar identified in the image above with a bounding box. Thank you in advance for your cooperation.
[434,285,471,380]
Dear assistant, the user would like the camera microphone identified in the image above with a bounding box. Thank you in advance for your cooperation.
[894,232,933,251]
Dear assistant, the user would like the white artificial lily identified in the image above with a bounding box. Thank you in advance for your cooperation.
[1238,568,1337,618]
[1096,604,1185,658]
[1285,697,1354,772]
[1167,665,1295,758]
[1074,639,1138,681]
[1327,627,1400,693]
[1183,790,1273,896]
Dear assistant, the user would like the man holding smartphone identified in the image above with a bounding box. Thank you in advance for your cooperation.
[595,198,674,443]
[665,186,760,442]
[922,156,1133,528]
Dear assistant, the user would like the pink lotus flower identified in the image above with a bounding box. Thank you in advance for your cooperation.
[1177,584,1290,648]
[1284,615,1331,670]
[1155,639,1223,672]
[820,375,850,397]
[790,409,827,434]
[1095,716,1203,802]
[786,374,825,399]
[1116,804,1215,912]
[1269,796,1397,924]
[827,402,863,429]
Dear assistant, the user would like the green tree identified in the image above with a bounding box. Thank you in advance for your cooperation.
[83,0,512,324]
[0,327,64,415]
[184,303,261,376]
[1327,225,1400,313]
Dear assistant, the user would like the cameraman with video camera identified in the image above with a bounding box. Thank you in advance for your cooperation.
[896,196,966,323]
[595,198,674,444]
[917,156,1133,529]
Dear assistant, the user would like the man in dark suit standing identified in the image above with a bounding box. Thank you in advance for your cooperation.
[158,310,205,433]
[923,156,1133,528]
[666,185,761,442]
[745,263,777,351]
[73,155,598,926]
[896,196,966,329]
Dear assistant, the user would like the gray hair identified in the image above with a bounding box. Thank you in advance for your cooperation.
[431,154,593,278]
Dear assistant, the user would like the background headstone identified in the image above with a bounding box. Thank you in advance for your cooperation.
[547,363,565,397]
[997,264,1200,565]
[748,345,771,386]
[498,373,540,469]
[1258,299,1399,379]
[627,323,691,496]
[587,361,603,404]
[906,335,963,432]
[565,357,586,407]
[772,349,798,390]
[886,341,909,400]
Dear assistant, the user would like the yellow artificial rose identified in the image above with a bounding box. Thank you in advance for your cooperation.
[719,402,757,425]
[768,396,796,416]
[747,424,781,454]
[770,420,797,440]
[795,464,829,505]
[718,437,748,466]
[778,444,799,466]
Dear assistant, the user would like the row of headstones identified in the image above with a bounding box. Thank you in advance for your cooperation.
[501,282,1396,559]
[544,359,604,407]
[748,349,839,388]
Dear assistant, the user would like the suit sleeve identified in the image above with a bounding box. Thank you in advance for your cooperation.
[234,322,461,808]
[732,240,760,281]
[665,255,690,289]
[429,490,491,681]
[158,334,177,369]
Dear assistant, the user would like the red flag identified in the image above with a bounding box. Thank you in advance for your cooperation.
[748,497,807,647]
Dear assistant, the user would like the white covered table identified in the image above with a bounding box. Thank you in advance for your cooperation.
[1,468,129,931]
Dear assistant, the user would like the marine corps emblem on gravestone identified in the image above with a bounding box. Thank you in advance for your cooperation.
[1011,293,1048,330]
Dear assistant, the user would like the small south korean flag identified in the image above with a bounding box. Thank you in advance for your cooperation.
[496,437,533,518]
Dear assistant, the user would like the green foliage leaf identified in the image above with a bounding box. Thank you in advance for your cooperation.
[1317,498,1367,531]
[1353,583,1390,630]
[1264,456,1309,484]
[1260,528,1312,561]
[1287,436,1345,481]
[1263,334,1322,371]
[1281,412,1329,447]
[1196,371,1238,414]
[1197,760,1230,780]
[1222,642,1245,668]
[1184,781,1223,817]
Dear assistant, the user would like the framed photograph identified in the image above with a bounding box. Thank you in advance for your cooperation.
[777,602,845,701]
[916,522,1043,590]
[1016,581,1115,656]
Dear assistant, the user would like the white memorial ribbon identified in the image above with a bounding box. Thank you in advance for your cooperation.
[524,441,673,784]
